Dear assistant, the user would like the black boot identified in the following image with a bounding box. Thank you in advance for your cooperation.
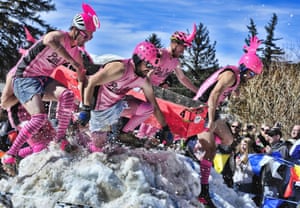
[198,184,216,208]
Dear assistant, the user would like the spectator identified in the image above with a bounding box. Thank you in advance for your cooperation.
[289,124,300,160]
[233,137,256,197]
[290,139,300,160]
[230,121,243,148]
[241,123,256,138]
[288,124,300,145]
[265,128,290,160]
[254,123,271,153]
[217,120,243,188]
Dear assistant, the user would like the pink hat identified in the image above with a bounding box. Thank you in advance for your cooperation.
[170,23,197,47]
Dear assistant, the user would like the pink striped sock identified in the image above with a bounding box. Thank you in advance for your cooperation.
[7,113,47,156]
[18,146,33,158]
[56,90,74,140]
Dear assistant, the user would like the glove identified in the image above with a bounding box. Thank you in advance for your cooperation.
[155,125,174,146]
[78,105,91,126]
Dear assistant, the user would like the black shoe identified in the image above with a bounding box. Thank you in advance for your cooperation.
[198,194,216,208]
[198,184,216,208]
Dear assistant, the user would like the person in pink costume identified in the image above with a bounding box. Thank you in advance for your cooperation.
[0,3,100,176]
[137,24,199,139]
[77,41,172,152]
[192,36,263,207]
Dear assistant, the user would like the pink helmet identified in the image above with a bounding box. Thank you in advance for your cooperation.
[170,23,197,47]
[238,36,263,74]
[72,3,100,32]
[133,41,160,67]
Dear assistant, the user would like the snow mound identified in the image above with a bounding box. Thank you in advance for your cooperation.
[0,143,257,208]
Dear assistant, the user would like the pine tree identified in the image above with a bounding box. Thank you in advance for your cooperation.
[263,13,285,69]
[0,0,55,81]
[179,23,219,96]
[245,18,258,47]
[146,33,164,48]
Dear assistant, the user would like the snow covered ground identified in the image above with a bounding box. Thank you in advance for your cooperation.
[0,142,257,208]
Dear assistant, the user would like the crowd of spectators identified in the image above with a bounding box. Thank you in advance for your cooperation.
[216,120,300,206]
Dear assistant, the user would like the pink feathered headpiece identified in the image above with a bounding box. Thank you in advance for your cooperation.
[238,36,263,74]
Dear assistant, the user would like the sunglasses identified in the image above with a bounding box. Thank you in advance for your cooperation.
[231,125,240,129]
[145,62,155,69]
[78,30,89,40]
[261,128,270,132]
[240,64,256,77]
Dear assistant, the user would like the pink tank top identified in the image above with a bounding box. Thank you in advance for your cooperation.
[149,48,179,86]
[193,66,240,106]
[94,59,146,111]
[15,31,81,77]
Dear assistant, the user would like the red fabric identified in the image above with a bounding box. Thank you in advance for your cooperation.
[284,166,300,198]
[50,66,81,101]
[127,90,207,138]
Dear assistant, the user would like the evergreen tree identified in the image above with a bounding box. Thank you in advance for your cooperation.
[179,23,219,96]
[244,18,264,63]
[146,33,164,48]
[0,0,55,81]
[263,13,285,69]
[245,18,258,46]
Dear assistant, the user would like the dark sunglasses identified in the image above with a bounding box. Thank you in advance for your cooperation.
[261,128,270,132]
[240,64,256,77]
[231,125,240,129]
[145,62,155,69]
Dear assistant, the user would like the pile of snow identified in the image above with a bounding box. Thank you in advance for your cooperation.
[0,143,257,208]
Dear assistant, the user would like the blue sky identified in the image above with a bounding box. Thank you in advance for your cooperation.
[40,0,300,66]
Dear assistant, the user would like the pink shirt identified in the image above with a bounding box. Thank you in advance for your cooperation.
[94,59,146,111]
[15,31,80,77]
[193,66,240,106]
[149,48,179,86]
